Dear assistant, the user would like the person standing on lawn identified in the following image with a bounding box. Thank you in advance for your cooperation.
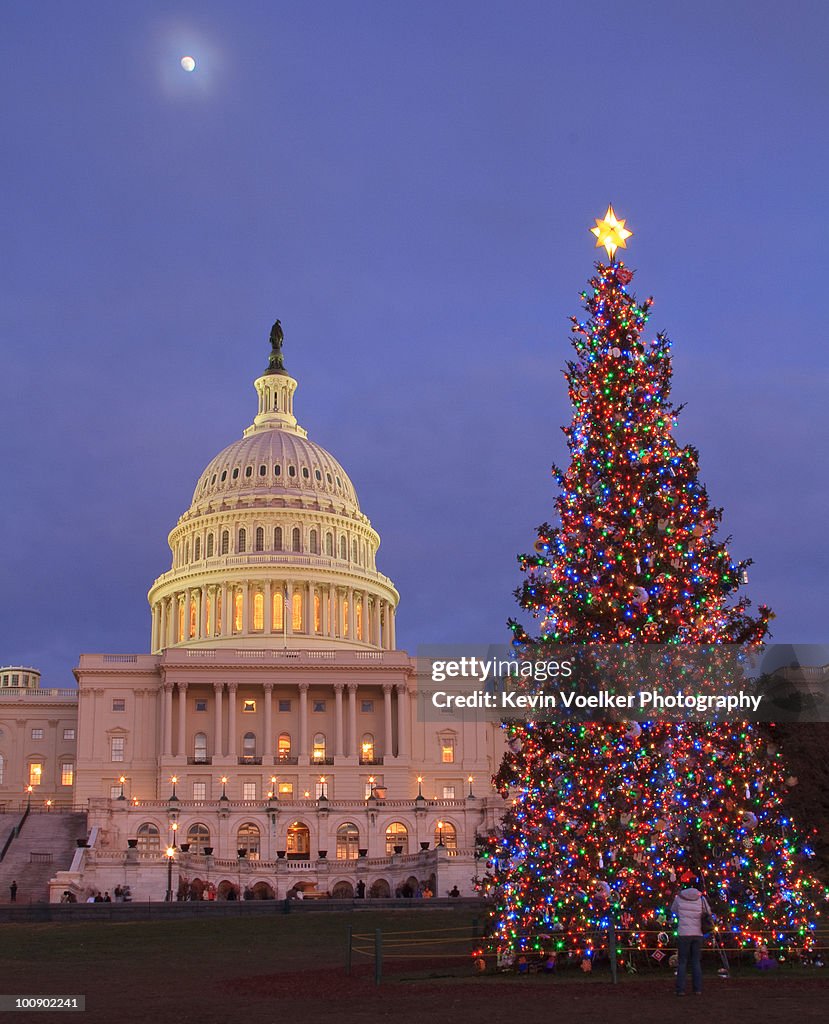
[671,881,712,995]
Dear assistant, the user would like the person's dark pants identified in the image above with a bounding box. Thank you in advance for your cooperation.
[676,935,702,994]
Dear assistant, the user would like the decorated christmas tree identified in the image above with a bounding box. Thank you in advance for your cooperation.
[484,208,823,967]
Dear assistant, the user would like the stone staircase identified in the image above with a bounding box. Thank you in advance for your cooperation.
[0,812,88,904]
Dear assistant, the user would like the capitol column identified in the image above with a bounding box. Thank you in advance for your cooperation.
[389,606,396,650]
[298,682,309,761]
[226,683,238,760]
[159,600,168,651]
[184,588,192,640]
[213,683,224,757]
[347,683,358,759]
[177,682,188,759]
[347,588,356,641]
[162,684,174,758]
[372,598,380,647]
[264,581,273,634]
[152,604,160,652]
[382,683,393,759]
[328,587,336,639]
[285,582,294,637]
[263,683,274,764]
[334,684,344,759]
[220,583,229,637]
[395,684,409,759]
[361,592,369,643]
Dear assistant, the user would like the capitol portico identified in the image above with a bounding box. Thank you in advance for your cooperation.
[34,326,504,903]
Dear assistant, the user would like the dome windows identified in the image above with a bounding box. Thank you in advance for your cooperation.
[220,470,227,482]
[245,466,253,478]
[326,472,332,485]
[232,468,240,480]
[302,467,310,480]
[288,465,296,478]
[259,464,267,477]
[315,469,322,481]
[274,464,281,476]
[211,474,217,485]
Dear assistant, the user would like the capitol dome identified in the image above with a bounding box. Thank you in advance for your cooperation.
[147,335,399,653]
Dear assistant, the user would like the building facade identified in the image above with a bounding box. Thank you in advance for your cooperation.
[35,337,504,901]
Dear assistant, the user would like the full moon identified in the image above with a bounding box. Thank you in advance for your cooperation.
[180,56,196,72]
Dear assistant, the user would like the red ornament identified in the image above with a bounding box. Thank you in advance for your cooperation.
[617,267,634,285]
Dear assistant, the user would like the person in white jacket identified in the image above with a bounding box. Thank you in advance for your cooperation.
[670,885,711,995]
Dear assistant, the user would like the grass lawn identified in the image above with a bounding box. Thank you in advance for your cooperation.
[1,907,827,1024]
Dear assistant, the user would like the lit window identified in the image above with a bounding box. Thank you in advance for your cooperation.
[442,786,456,800]
[234,589,243,632]
[243,700,256,713]
[278,700,291,713]
[361,701,374,713]
[189,597,197,639]
[205,593,212,635]
[237,822,260,859]
[356,600,363,640]
[312,733,326,761]
[314,592,321,632]
[343,598,349,638]
[441,738,455,763]
[253,591,264,630]
[243,782,257,802]
[292,591,303,632]
[277,782,293,799]
[29,762,43,787]
[287,821,309,855]
[112,699,125,712]
[111,737,125,762]
[187,822,210,851]
[136,823,160,851]
[314,780,328,799]
[385,822,409,856]
[31,728,44,740]
[61,763,74,786]
[360,734,375,763]
[193,733,208,762]
[177,600,185,642]
[435,821,458,850]
[278,734,292,760]
[336,823,360,860]
[313,700,326,713]
[272,591,284,631]
[192,783,206,803]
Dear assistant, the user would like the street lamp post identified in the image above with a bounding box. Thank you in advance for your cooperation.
[467,775,475,799]
[437,820,445,847]
[117,775,126,801]
[165,846,176,902]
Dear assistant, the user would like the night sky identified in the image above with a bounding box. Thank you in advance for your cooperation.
[2,2,827,687]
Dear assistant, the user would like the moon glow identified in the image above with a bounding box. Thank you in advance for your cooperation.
[180,56,196,72]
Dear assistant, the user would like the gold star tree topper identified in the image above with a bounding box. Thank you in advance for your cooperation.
[590,205,632,259]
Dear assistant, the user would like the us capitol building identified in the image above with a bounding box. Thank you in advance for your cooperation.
[0,325,505,902]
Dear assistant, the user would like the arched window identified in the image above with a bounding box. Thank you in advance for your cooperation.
[343,598,349,638]
[356,600,363,641]
[325,532,333,556]
[314,592,321,633]
[274,526,283,550]
[352,539,358,563]
[339,536,347,560]
[360,733,374,763]
[292,527,301,552]
[234,589,243,632]
[435,821,458,850]
[184,540,190,563]
[220,530,229,555]
[243,733,256,759]
[186,823,210,854]
[206,533,214,558]
[194,536,201,561]
[287,821,310,857]
[277,733,291,761]
[309,529,319,554]
[193,732,208,763]
[312,733,326,762]
[189,597,197,639]
[253,591,264,630]
[272,591,284,632]
[238,528,246,553]
[336,823,360,860]
[237,822,260,859]
[385,822,409,856]
[292,590,303,632]
[255,526,264,552]
[136,822,160,852]
[177,600,185,643]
